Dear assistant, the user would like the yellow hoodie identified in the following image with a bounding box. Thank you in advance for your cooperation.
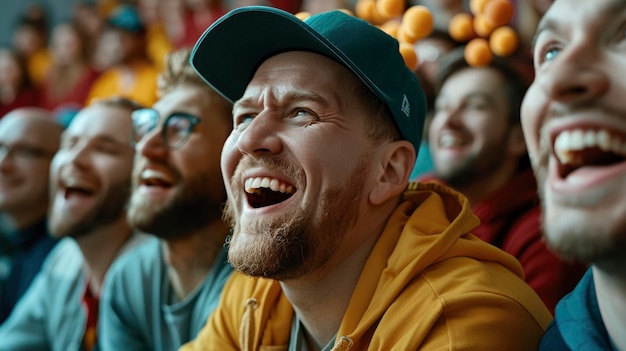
[181,182,552,351]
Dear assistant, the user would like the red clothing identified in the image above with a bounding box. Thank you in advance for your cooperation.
[421,167,587,313]
[41,67,101,112]
[0,88,40,118]
[175,5,228,49]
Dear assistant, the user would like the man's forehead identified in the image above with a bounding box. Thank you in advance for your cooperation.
[536,0,626,45]
[67,105,130,140]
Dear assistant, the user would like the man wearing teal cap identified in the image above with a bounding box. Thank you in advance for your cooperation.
[183,7,552,351]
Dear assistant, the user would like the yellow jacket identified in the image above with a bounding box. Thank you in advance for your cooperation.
[86,61,158,107]
[182,182,552,351]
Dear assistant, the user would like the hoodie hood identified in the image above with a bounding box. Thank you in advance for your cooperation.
[333,181,525,349]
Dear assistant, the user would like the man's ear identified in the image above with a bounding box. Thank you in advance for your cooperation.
[369,140,415,205]
[507,125,527,157]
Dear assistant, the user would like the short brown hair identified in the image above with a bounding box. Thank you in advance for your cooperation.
[157,48,232,122]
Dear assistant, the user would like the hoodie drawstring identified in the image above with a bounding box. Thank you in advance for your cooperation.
[240,298,258,351]
[331,336,353,351]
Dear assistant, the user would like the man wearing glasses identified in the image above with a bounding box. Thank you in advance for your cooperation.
[0,108,62,324]
[98,48,234,351]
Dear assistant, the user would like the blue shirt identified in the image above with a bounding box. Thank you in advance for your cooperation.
[0,218,57,323]
[540,268,618,351]
[99,238,234,351]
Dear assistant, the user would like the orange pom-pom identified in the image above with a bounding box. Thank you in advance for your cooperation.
[355,0,376,22]
[470,0,493,15]
[377,0,406,19]
[396,25,418,44]
[473,15,495,37]
[401,6,434,41]
[399,42,418,70]
[295,11,311,21]
[465,38,493,67]
[483,0,514,27]
[379,20,401,38]
[448,13,475,42]
[490,26,518,56]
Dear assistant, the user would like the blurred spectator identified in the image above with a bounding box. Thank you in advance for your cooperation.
[72,2,107,57]
[160,0,228,50]
[137,0,174,70]
[422,48,587,312]
[410,29,460,180]
[0,48,41,117]
[40,22,101,112]
[11,5,51,87]
[87,4,159,107]
[0,97,147,350]
[0,108,62,324]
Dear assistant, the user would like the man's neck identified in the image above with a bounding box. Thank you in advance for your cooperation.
[74,218,134,296]
[281,224,382,349]
[593,264,626,351]
[162,219,230,301]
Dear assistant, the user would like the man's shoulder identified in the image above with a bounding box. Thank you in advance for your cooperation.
[106,236,161,281]
[42,238,84,275]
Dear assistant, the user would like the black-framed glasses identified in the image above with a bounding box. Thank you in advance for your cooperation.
[131,108,201,150]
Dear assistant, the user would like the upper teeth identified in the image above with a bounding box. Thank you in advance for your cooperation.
[555,129,626,164]
[141,169,169,182]
[439,134,464,148]
[245,177,294,195]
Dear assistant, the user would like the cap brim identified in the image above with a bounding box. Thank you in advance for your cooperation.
[191,6,356,104]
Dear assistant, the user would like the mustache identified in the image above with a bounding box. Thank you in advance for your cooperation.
[230,155,304,189]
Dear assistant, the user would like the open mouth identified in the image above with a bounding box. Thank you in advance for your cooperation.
[554,128,626,179]
[64,186,94,199]
[140,169,173,188]
[439,133,469,148]
[61,177,95,199]
[244,176,295,208]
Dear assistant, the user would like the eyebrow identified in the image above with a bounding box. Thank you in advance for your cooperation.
[233,90,331,112]
[531,0,626,49]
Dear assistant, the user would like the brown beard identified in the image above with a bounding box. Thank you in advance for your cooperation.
[127,163,224,240]
[223,155,368,281]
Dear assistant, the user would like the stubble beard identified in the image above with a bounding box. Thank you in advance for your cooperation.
[223,156,367,281]
[127,168,223,240]
[533,126,626,265]
[49,180,131,239]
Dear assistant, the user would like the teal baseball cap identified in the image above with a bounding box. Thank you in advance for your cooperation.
[190,6,427,150]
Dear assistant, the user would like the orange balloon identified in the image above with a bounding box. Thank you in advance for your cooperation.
[465,38,493,67]
[377,0,405,19]
[448,13,475,42]
[401,6,434,41]
[490,26,518,56]
[399,42,419,70]
[295,11,311,21]
[397,25,418,44]
[355,0,376,22]
[380,20,401,38]
[473,15,495,37]
[470,0,493,15]
[483,0,514,27]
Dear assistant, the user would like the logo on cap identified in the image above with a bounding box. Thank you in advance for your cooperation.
[401,95,410,117]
